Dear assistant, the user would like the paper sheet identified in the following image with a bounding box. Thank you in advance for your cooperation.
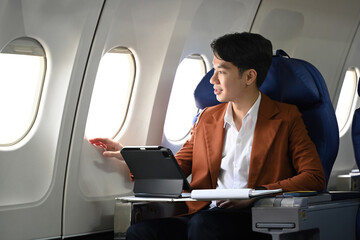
[191,188,282,200]
[191,188,252,200]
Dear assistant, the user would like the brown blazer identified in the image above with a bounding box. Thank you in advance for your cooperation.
[175,93,326,214]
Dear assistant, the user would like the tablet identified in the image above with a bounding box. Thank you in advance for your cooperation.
[121,146,191,198]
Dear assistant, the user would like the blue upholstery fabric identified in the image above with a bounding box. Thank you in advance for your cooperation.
[194,68,218,109]
[193,50,339,185]
[357,210,360,240]
[352,79,360,240]
[352,109,360,168]
[352,78,360,171]
[260,50,320,110]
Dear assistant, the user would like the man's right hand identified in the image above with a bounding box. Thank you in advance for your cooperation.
[89,138,124,160]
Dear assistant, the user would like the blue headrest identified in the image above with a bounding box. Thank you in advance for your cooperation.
[193,49,339,184]
[194,68,219,109]
[260,50,321,112]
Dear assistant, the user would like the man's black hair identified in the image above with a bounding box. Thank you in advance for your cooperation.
[210,32,273,88]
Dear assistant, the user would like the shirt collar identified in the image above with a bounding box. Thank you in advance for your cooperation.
[223,92,262,128]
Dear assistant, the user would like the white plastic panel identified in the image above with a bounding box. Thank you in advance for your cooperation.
[179,0,261,61]
[0,0,104,239]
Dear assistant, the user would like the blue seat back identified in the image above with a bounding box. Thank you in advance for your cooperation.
[193,50,339,185]
[352,81,360,169]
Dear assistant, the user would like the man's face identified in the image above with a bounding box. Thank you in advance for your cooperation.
[210,56,248,103]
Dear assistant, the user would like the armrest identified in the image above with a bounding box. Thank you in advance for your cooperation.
[253,193,331,208]
[252,192,360,240]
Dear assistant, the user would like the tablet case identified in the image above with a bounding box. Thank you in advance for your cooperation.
[121,146,190,198]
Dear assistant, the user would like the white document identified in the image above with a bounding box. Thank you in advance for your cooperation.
[191,188,282,200]
[117,196,196,203]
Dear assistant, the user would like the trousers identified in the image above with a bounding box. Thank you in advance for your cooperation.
[125,207,271,240]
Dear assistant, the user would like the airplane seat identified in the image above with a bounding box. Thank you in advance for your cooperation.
[260,49,339,183]
[193,50,360,240]
[352,78,360,240]
[352,80,360,169]
[194,50,339,182]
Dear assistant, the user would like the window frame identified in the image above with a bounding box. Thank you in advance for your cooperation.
[0,37,47,146]
[335,67,360,137]
[164,54,208,143]
[85,46,136,139]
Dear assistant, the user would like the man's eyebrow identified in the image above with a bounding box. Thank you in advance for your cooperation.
[213,64,230,69]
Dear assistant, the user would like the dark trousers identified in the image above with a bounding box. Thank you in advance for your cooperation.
[125,207,271,240]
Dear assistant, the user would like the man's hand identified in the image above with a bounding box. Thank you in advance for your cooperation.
[89,138,124,160]
[216,198,256,209]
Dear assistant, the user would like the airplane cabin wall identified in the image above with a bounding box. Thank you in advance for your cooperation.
[63,0,190,236]
[64,0,262,236]
[1,0,360,239]
[0,0,105,239]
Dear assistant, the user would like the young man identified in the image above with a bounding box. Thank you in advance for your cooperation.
[90,32,326,239]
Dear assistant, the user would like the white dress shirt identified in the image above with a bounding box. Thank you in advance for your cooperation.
[211,93,261,207]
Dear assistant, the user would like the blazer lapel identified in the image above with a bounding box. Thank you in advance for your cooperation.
[248,94,282,188]
[203,104,227,188]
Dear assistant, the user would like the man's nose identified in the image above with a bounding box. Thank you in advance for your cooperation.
[210,71,217,85]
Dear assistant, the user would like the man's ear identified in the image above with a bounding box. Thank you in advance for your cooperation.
[245,69,257,86]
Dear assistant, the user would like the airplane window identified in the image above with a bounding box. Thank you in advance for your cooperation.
[0,37,46,146]
[164,54,207,142]
[335,67,359,137]
[85,47,135,139]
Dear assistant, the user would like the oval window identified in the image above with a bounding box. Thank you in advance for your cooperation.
[85,47,136,139]
[335,67,359,137]
[164,54,207,142]
[0,37,46,146]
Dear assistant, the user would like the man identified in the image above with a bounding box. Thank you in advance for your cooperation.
[90,32,326,239]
